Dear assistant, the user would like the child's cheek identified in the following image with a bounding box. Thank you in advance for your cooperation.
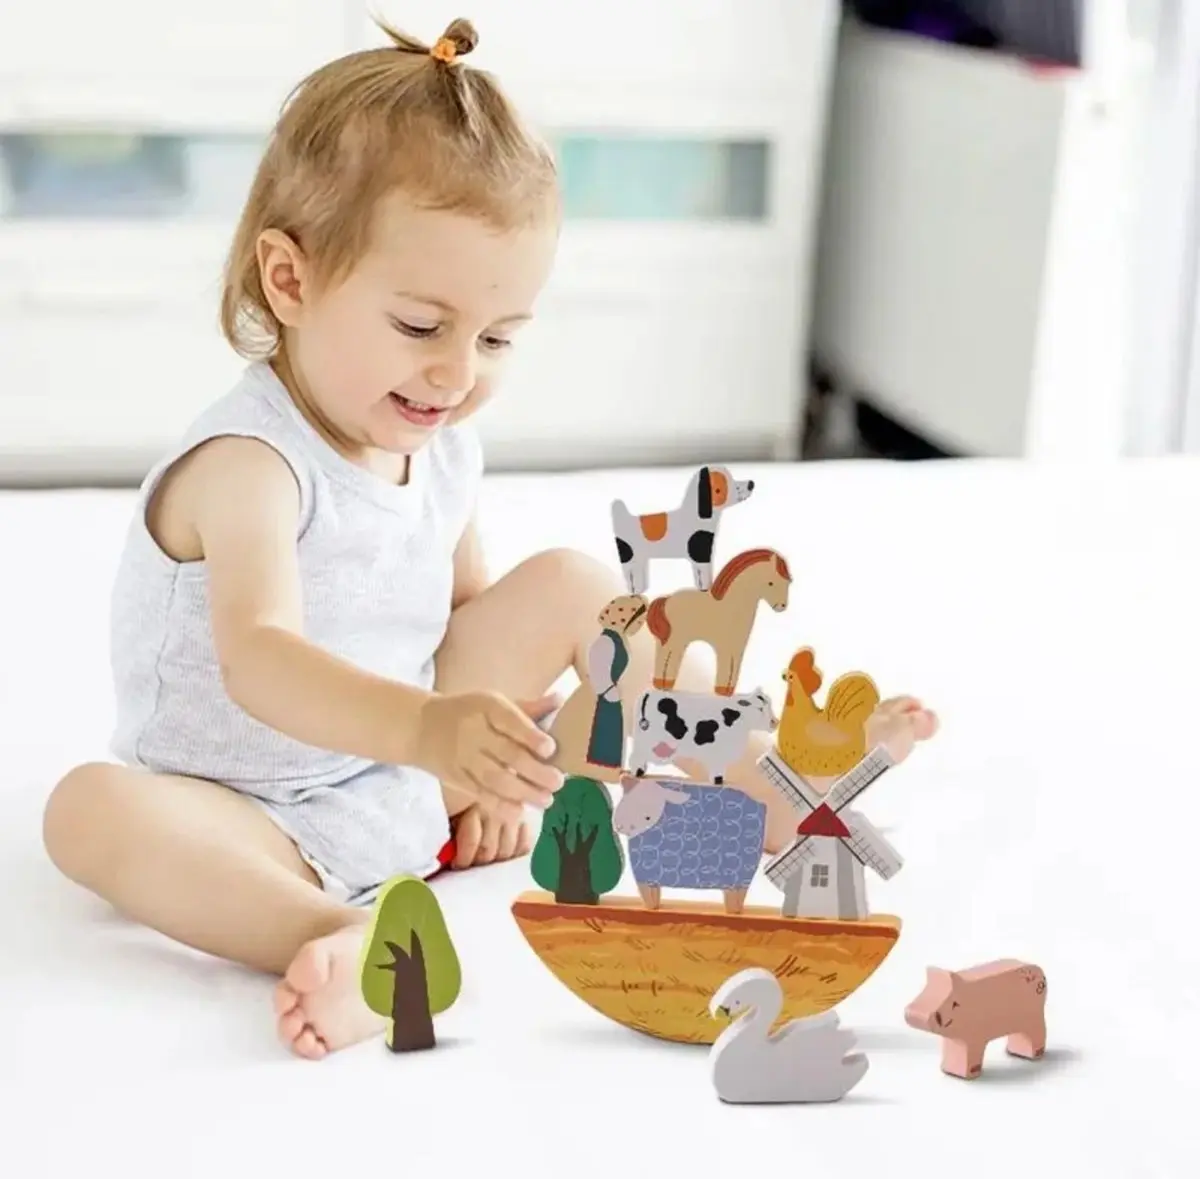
[449,379,494,423]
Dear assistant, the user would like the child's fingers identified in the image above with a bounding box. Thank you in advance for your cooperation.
[474,794,525,826]
[520,693,562,723]
[471,748,555,808]
[487,695,556,759]
[487,731,563,794]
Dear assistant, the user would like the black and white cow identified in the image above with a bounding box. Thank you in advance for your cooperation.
[630,687,778,784]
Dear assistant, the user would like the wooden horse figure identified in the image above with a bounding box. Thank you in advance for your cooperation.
[647,548,792,696]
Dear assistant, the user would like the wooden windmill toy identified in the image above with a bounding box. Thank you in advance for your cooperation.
[760,745,902,921]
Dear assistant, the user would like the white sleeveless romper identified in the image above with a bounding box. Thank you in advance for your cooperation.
[107,362,481,903]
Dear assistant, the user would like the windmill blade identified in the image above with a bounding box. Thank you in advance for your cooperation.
[825,746,895,813]
[764,835,818,889]
[842,809,904,880]
[758,750,822,814]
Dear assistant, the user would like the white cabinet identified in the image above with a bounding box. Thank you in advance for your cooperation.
[0,230,243,457]
[0,0,840,480]
[478,229,803,465]
[0,3,347,128]
[358,0,821,97]
[810,14,1147,459]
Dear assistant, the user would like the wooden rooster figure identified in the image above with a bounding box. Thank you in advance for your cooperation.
[775,649,879,780]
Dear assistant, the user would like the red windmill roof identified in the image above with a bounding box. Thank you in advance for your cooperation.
[797,804,851,839]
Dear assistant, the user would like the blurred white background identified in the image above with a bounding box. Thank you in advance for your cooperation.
[0,0,1194,481]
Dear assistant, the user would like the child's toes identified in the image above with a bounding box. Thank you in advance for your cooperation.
[277,1006,310,1047]
[273,979,302,1017]
[293,1027,328,1060]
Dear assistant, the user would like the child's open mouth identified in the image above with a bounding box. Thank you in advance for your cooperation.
[389,392,449,427]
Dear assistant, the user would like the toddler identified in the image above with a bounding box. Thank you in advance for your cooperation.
[42,16,936,1060]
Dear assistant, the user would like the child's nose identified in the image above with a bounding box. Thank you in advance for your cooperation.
[424,354,476,397]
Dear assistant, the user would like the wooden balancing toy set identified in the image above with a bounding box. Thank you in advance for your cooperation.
[357,465,1051,1101]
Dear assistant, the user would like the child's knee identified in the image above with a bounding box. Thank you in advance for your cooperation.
[42,762,123,883]
[526,547,621,601]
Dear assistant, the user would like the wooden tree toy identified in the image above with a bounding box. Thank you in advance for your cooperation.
[708,968,870,1103]
[646,548,792,695]
[529,775,624,905]
[359,875,462,1053]
[547,593,649,783]
[610,464,755,595]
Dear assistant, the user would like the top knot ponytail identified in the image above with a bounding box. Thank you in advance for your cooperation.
[429,19,479,63]
[371,15,479,63]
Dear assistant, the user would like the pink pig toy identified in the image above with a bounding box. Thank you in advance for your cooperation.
[904,959,1047,1079]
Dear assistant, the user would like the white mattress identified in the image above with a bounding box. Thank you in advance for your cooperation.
[1,457,1195,1177]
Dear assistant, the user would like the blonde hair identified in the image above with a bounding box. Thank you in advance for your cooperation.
[220,15,559,359]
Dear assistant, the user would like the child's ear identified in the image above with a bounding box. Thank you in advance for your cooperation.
[256,229,310,327]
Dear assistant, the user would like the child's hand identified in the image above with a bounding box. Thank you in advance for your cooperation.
[451,803,534,868]
[415,690,563,811]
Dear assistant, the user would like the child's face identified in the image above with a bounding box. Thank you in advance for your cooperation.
[281,192,559,457]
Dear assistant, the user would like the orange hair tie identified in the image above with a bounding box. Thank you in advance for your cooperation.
[430,37,458,63]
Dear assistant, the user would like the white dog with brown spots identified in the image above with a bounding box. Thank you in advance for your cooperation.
[610,464,755,596]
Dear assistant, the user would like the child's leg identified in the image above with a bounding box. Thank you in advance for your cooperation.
[433,547,793,853]
[42,763,379,1058]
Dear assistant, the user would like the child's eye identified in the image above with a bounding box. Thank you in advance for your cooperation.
[388,315,438,338]
[480,335,512,352]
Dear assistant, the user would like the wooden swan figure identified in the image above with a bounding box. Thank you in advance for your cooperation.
[708,968,870,1103]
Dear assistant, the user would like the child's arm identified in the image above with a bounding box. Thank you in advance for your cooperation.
[170,436,558,809]
[451,516,489,610]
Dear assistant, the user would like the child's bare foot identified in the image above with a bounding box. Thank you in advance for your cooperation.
[451,803,534,869]
[273,922,383,1059]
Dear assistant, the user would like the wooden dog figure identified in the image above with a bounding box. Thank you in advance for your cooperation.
[611,465,755,596]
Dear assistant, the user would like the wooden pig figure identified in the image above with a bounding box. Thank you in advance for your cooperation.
[904,959,1047,1079]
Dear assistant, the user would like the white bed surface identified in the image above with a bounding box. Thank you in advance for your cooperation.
[1,457,1197,1177]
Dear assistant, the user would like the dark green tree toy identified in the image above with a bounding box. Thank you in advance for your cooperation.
[530,775,624,905]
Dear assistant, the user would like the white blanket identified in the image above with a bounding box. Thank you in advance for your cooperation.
[0,458,1195,1176]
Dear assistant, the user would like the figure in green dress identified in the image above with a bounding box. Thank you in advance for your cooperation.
[586,600,646,767]
[547,594,649,782]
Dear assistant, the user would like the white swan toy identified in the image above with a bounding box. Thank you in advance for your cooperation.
[708,968,870,1104]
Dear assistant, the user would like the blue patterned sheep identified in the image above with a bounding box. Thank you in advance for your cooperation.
[613,778,766,914]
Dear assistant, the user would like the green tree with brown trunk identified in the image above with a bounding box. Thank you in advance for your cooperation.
[358,875,461,1052]
[530,775,624,904]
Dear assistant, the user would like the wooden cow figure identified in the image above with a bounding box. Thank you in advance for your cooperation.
[630,687,777,784]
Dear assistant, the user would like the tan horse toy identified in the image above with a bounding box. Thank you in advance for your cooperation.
[647,548,792,696]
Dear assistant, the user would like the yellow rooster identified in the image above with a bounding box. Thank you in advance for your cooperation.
[776,648,880,779]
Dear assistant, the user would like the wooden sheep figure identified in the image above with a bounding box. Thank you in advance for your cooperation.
[614,778,766,914]
[630,686,777,785]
